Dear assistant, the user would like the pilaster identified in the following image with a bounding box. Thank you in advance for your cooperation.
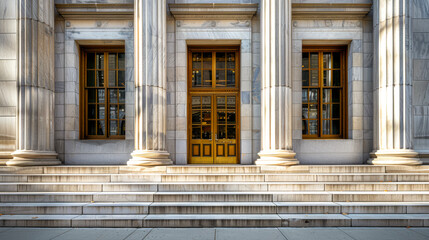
[127,0,172,166]
[7,0,60,166]
[370,0,421,165]
[255,0,298,166]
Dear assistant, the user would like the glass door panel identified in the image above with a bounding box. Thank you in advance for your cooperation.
[214,95,238,164]
[189,94,239,164]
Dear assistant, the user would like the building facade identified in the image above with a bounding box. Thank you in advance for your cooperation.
[0,0,428,166]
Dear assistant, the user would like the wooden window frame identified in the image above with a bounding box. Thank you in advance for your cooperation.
[79,46,126,140]
[187,46,241,164]
[302,46,348,139]
[187,45,240,93]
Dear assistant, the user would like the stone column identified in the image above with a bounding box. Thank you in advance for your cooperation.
[127,0,172,166]
[255,0,299,166]
[370,0,421,165]
[7,0,61,166]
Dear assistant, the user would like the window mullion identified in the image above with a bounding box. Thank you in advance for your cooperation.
[105,52,109,138]
[212,51,216,88]
[319,51,322,138]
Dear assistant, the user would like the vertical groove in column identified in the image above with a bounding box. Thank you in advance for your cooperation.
[256,0,298,166]
[8,0,60,166]
[128,0,172,166]
[370,0,421,165]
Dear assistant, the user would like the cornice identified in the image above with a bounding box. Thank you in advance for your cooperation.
[55,4,134,20]
[168,3,258,20]
[292,3,372,19]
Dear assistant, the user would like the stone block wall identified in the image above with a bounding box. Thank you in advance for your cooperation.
[290,19,368,164]
[0,0,17,163]
[412,0,429,162]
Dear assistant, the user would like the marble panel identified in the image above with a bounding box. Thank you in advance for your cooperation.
[242,91,251,104]
[413,33,429,59]
[293,31,362,40]
[414,106,429,139]
[414,60,429,80]
[351,39,362,53]
[0,116,15,151]
[0,60,16,80]
[0,20,15,33]
[414,81,429,105]
[0,0,16,19]
[0,34,16,59]
[413,19,429,33]
[413,0,429,18]
[0,81,16,107]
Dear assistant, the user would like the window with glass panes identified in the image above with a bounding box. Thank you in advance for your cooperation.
[189,48,239,89]
[301,46,347,139]
[81,49,125,139]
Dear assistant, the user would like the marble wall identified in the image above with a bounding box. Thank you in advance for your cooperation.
[54,18,134,164]
[0,0,17,163]
[290,19,368,164]
[412,0,429,161]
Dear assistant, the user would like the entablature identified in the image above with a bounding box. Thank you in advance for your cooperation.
[292,3,372,19]
[168,3,258,20]
[55,4,133,20]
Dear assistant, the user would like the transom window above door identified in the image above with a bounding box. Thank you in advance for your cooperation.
[189,48,240,89]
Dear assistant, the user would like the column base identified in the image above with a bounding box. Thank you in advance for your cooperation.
[127,150,173,166]
[368,149,422,165]
[255,150,299,166]
[0,152,13,166]
[7,150,61,166]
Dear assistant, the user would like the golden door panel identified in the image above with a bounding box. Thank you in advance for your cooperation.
[188,47,240,164]
[189,94,239,164]
[214,95,238,164]
[190,95,213,164]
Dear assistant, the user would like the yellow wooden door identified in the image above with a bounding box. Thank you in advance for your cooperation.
[189,94,239,164]
[188,47,240,164]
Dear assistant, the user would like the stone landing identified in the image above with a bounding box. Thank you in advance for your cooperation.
[0,165,429,227]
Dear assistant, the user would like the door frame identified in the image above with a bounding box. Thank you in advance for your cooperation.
[187,46,241,164]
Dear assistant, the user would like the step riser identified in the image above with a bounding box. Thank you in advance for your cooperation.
[4,205,429,215]
[1,218,429,228]
[3,193,429,202]
[3,183,429,192]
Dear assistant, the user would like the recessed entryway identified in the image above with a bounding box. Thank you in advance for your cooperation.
[187,46,240,164]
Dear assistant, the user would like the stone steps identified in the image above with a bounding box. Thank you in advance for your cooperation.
[1,214,429,227]
[2,191,429,202]
[0,165,429,227]
[1,202,429,215]
[1,182,429,192]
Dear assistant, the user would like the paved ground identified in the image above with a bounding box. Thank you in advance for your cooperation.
[0,227,428,240]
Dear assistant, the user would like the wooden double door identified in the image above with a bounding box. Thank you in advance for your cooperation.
[187,47,240,164]
[189,94,239,164]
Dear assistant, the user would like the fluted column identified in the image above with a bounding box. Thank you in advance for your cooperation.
[127,0,172,166]
[370,0,421,165]
[7,0,60,166]
[255,0,298,166]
